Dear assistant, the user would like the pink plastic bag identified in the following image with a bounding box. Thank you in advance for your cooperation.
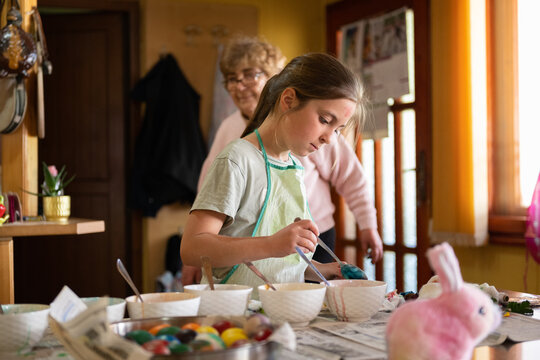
[525,172,540,263]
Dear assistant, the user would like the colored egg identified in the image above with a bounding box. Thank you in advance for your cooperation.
[182,322,200,331]
[189,339,213,352]
[175,328,197,343]
[196,325,219,336]
[156,325,181,336]
[195,333,226,350]
[169,343,192,354]
[212,320,234,334]
[253,325,273,341]
[221,327,248,347]
[142,339,171,355]
[125,329,153,345]
[231,339,250,348]
[243,313,271,336]
[148,323,172,336]
[155,334,179,344]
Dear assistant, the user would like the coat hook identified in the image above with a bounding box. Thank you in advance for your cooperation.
[210,24,229,46]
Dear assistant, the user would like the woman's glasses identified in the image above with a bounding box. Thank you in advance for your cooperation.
[224,70,264,90]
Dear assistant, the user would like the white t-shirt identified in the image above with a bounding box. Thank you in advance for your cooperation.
[192,138,298,238]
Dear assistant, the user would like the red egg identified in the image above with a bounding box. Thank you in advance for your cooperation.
[212,320,234,334]
[253,326,273,342]
[142,339,171,355]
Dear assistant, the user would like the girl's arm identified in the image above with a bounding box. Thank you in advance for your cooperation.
[304,260,343,282]
[181,211,319,268]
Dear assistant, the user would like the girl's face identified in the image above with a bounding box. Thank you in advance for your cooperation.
[281,97,356,157]
[225,60,268,119]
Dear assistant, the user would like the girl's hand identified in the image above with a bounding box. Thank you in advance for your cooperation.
[270,218,319,256]
[305,260,344,282]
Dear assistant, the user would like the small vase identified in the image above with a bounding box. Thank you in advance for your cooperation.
[43,195,71,223]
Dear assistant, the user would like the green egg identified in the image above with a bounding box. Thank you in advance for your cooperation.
[156,325,181,336]
[125,329,154,345]
[169,343,193,354]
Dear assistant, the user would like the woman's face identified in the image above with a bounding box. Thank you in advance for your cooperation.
[281,97,356,157]
[225,61,268,119]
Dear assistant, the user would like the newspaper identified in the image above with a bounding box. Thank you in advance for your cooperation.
[478,312,540,346]
[49,286,151,360]
[311,312,391,352]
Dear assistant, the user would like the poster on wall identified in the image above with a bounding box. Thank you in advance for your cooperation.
[340,7,410,140]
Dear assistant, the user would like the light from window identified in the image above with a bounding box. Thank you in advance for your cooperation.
[518,1,540,206]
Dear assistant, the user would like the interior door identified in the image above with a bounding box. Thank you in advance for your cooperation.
[13,12,130,302]
[327,0,432,292]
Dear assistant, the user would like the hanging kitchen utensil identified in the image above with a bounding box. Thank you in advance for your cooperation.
[31,6,52,139]
[0,75,26,133]
[0,0,37,78]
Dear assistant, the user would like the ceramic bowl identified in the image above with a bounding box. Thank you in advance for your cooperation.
[125,292,200,319]
[81,297,126,323]
[184,284,253,316]
[0,304,50,355]
[325,279,387,322]
[258,283,326,327]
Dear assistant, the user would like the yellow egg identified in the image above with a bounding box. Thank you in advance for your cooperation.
[221,327,248,347]
[196,325,219,336]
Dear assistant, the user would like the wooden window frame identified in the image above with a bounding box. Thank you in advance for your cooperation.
[486,0,527,246]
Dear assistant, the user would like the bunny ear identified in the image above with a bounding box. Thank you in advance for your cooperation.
[427,242,463,293]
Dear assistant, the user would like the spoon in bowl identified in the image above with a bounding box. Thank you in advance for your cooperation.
[244,261,277,291]
[294,217,368,280]
[116,258,144,303]
[200,256,215,290]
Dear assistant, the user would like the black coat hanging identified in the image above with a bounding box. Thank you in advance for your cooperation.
[130,54,206,216]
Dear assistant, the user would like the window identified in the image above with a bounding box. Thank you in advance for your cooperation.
[488,0,540,243]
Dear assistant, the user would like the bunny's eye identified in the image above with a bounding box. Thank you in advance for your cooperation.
[479,306,486,315]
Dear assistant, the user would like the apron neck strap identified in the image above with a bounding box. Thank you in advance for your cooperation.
[254,129,295,165]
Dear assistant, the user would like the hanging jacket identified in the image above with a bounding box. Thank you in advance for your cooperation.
[130,54,206,216]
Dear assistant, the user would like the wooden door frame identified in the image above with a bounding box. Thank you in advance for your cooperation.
[326,0,432,288]
[37,0,143,289]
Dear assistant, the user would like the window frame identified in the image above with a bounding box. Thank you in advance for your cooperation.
[487,0,527,246]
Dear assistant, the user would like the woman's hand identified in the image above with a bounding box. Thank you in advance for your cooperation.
[270,218,319,257]
[360,228,383,264]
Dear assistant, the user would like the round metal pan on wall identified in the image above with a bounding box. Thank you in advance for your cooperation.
[0,76,26,134]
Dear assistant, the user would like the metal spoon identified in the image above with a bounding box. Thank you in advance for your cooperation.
[294,217,368,280]
[116,259,144,303]
[244,261,277,291]
[200,256,215,290]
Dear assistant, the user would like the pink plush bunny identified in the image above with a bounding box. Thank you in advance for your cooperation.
[386,242,501,360]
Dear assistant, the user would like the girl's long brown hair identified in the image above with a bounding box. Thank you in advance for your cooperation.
[242,53,366,138]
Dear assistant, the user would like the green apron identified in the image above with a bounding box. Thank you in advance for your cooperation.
[217,129,313,292]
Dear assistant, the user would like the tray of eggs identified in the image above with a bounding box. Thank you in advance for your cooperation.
[110,314,281,359]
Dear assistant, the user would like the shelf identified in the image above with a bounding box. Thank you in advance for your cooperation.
[0,218,105,238]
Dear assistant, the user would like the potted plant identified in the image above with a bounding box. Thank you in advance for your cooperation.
[27,162,75,223]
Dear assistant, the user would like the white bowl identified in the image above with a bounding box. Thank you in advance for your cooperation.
[125,292,200,319]
[184,284,253,316]
[81,297,126,323]
[325,279,387,322]
[258,283,326,327]
[0,304,50,355]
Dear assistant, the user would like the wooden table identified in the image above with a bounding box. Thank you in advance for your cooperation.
[0,218,105,304]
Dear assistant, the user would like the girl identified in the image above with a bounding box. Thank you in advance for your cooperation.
[181,53,367,289]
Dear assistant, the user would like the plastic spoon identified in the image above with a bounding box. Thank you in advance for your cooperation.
[294,217,368,280]
[295,246,331,286]
[200,256,215,290]
[116,259,144,303]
